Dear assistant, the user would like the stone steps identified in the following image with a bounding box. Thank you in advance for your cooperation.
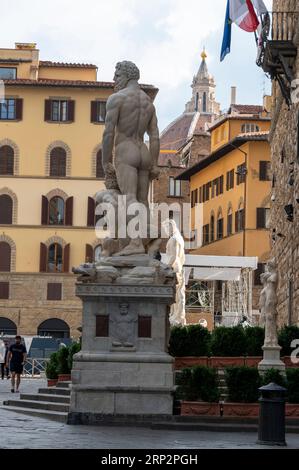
[39,387,71,396]
[56,381,72,388]
[20,393,70,404]
[1,405,68,423]
[3,399,70,413]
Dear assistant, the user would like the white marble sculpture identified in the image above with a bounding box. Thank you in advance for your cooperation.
[260,259,279,347]
[164,219,186,327]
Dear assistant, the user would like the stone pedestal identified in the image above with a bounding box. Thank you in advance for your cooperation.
[68,267,176,424]
[258,346,286,374]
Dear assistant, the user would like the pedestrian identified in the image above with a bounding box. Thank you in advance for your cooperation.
[6,335,27,393]
[0,339,5,380]
[4,341,10,379]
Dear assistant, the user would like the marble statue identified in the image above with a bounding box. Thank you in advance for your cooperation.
[97,60,160,257]
[259,259,279,347]
[163,219,186,326]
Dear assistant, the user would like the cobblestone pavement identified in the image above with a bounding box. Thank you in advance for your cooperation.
[0,378,298,449]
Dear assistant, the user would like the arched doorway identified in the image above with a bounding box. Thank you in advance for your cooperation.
[37,318,70,339]
[0,317,17,335]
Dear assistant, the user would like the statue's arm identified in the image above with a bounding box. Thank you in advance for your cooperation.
[147,109,160,177]
[102,94,121,170]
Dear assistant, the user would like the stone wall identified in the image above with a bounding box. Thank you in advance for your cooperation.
[269,0,299,326]
[0,273,82,337]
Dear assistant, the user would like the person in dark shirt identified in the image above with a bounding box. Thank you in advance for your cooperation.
[6,335,27,393]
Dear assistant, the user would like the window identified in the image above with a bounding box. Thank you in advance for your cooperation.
[48,243,63,273]
[199,186,203,204]
[49,197,65,225]
[47,283,62,301]
[0,99,15,120]
[227,211,233,236]
[45,99,74,122]
[0,68,16,79]
[169,177,181,197]
[0,145,14,175]
[38,318,70,339]
[202,92,207,112]
[202,224,209,245]
[91,101,106,123]
[0,195,13,224]
[0,282,9,300]
[236,164,246,185]
[241,123,260,133]
[235,209,245,232]
[0,242,11,271]
[0,317,17,335]
[217,217,224,240]
[259,161,271,181]
[254,263,266,286]
[195,93,199,112]
[210,215,215,242]
[226,169,234,190]
[50,147,66,177]
[96,149,105,178]
[203,183,210,202]
[256,208,270,229]
[211,180,217,199]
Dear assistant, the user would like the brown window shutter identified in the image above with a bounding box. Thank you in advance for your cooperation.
[85,244,94,263]
[226,172,229,191]
[220,175,224,194]
[44,100,52,121]
[87,197,95,226]
[96,315,109,337]
[0,282,9,299]
[15,98,23,120]
[257,208,265,229]
[231,170,234,189]
[138,316,152,338]
[65,197,73,226]
[91,101,97,123]
[39,242,47,272]
[0,195,13,224]
[235,212,239,232]
[41,196,49,225]
[47,283,62,301]
[63,244,70,273]
[67,100,75,122]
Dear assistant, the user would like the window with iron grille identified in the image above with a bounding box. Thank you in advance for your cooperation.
[236,164,246,185]
[0,145,14,175]
[50,147,66,177]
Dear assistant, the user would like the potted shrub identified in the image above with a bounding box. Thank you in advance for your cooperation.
[57,345,71,382]
[170,325,211,369]
[45,352,58,386]
[210,326,246,367]
[244,327,264,367]
[224,366,262,416]
[68,341,81,372]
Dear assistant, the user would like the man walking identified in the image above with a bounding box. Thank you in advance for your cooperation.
[6,335,27,393]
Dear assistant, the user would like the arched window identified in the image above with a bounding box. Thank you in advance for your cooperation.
[227,206,233,236]
[210,214,215,242]
[37,318,70,339]
[49,197,65,225]
[0,145,14,175]
[0,242,11,271]
[50,147,66,177]
[0,195,13,224]
[195,93,199,112]
[0,317,17,335]
[96,149,104,178]
[217,209,224,240]
[48,243,63,272]
[241,123,260,133]
[202,92,207,113]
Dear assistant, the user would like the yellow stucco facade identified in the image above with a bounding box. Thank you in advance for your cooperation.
[0,43,119,338]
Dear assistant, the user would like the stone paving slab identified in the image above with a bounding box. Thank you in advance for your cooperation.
[1,379,298,449]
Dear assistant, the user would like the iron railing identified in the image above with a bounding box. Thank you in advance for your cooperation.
[22,358,49,377]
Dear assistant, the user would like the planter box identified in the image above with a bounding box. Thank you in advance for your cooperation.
[284,357,298,368]
[47,379,58,387]
[224,403,259,417]
[210,357,245,368]
[286,404,299,417]
[175,357,209,369]
[181,401,220,416]
[58,374,71,382]
[245,357,263,368]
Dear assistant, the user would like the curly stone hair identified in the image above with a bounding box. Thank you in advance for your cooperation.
[115,61,140,81]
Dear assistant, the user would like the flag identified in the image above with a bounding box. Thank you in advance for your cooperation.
[229,0,259,32]
[220,0,232,62]
[251,0,268,16]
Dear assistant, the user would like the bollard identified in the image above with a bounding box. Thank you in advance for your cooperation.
[257,382,287,446]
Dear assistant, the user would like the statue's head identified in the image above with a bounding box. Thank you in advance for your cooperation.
[119,303,129,316]
[267,258,277,271]
[114,61,140,91]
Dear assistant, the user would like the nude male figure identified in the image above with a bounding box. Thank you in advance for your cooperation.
[102,61,160,208]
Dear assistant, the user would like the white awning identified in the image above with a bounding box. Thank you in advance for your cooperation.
[193,267,241,281]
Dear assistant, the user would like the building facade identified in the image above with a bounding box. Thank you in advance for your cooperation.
[0,43,157,338]
[178,105,272,310]
[152,51,219,237]
[262,1,299,326]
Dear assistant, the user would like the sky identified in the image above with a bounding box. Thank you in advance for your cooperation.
[1,0,273,131]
